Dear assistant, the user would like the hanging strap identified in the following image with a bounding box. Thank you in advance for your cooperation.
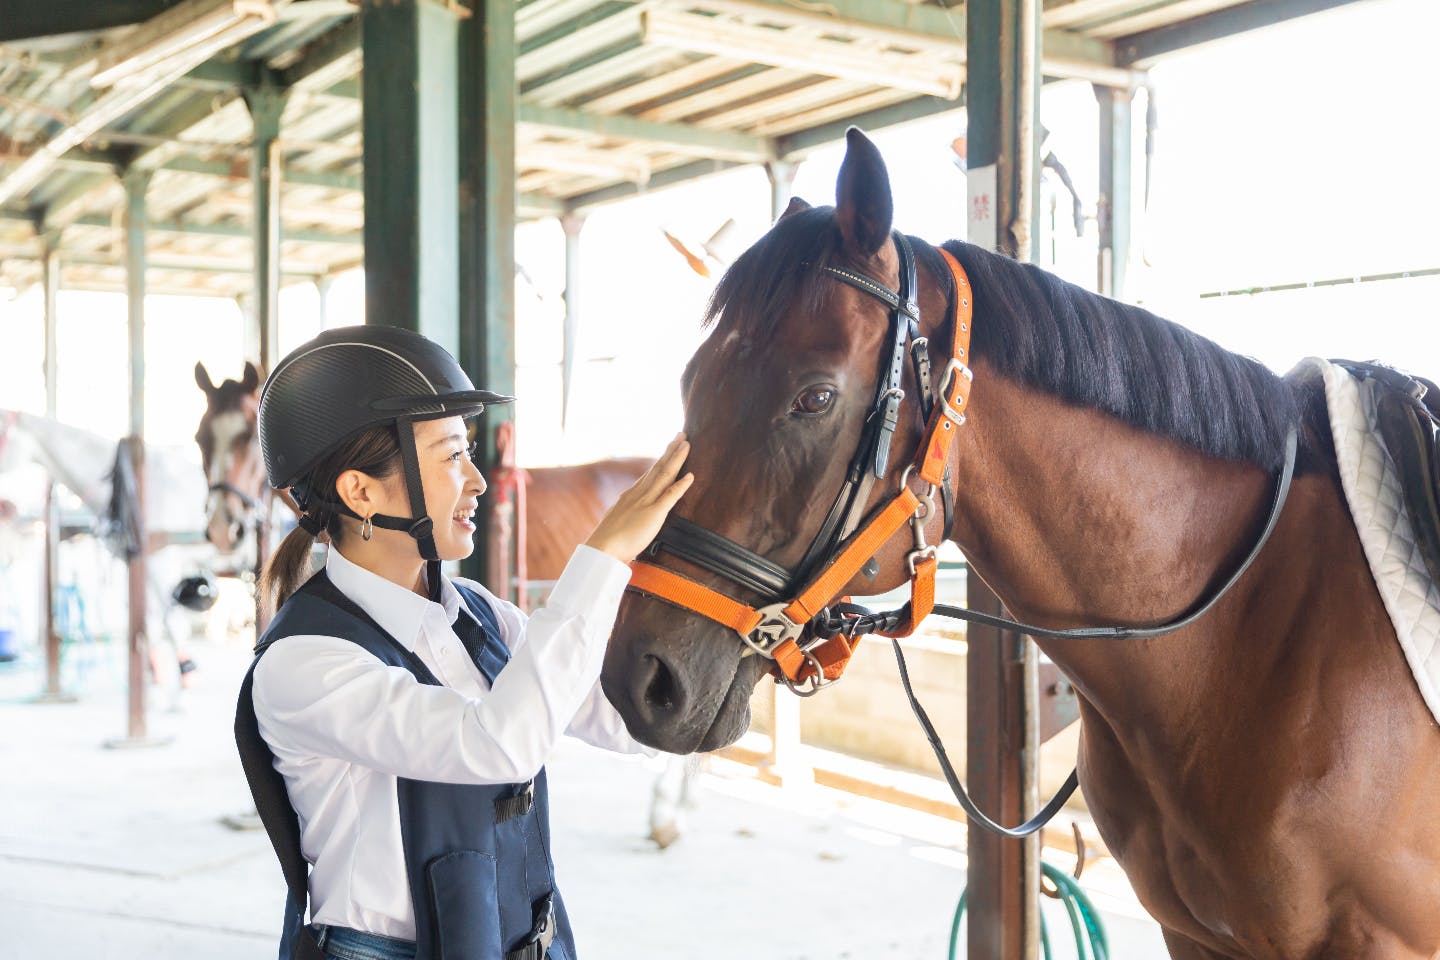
[235,665,327,960]
[892,638,1079,838]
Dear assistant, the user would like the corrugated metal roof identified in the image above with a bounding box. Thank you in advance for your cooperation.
[0,0,1373,296]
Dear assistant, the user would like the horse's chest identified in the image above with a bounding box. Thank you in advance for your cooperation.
[1079,734,1332,955]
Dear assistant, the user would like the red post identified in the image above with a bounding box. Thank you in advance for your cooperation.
[126,436,147,741]
[965,578,1039,958]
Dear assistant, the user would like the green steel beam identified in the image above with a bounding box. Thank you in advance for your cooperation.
[674,0,1114,74]
[279,19,361,88]
[276,0,1116,89]
[775,96,961,160]
[60,248,322,278]
[458,0,518,587]
[1116,0,1363,67]
[162,155,363,191]
[519,104,772,161]
[0,0,182,42]
[566,158,744,212]
[67,214,360,246]
[519,193,564,217]
[519,1,633,55]
[132,90,244,172]
[181,58,266,91]
[520,38,644,96]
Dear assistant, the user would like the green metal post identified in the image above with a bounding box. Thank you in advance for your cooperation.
[123,168,151,744]
[243,85,287,372]
[40,239,71,703]
[560,212,584,431]
[1096,84,1133,300]
[765,159,797,221]
[361,0,462,352]
[457,0,517,588]
[966,1,1042,958]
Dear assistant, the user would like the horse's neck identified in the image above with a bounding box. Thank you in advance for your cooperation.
[946,368,1280,722]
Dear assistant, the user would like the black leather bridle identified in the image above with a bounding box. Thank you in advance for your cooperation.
[643,231,952,611]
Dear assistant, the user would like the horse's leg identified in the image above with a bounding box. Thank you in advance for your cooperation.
[648,755,689,849]
[1161,929,1232,960]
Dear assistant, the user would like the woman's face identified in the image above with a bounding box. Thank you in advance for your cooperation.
[408,415,487,561]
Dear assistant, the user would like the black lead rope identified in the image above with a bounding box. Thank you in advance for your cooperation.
[866,425,1299,838]
[891,638,1080,839]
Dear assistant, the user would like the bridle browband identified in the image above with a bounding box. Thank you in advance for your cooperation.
[625,233,1299,837]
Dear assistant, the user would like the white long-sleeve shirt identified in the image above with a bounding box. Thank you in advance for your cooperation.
[252,544,647,939]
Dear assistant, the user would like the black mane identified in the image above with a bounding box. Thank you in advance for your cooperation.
[705,208,1317,472]
[937,240,1314,471]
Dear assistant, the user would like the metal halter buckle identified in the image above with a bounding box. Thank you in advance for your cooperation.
[937,357,973,426]
[899,463,938,576]
[899,464,937,521]
[907,544,938,575]
[744,602,805,658]
[779,649,835,697]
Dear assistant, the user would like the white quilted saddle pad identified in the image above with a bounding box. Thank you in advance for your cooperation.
[1299,357,1440,725]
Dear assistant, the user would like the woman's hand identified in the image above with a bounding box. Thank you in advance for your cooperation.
[585,434,694,564]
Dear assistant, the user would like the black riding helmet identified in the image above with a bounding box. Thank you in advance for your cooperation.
[258,325,513,570]
[173,573,219,612]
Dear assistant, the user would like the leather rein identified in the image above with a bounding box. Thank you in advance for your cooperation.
[625,233,1299,837]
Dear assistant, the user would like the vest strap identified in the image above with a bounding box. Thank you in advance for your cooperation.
[493,780,535,824]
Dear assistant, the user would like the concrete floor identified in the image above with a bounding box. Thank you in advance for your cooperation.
[0,634,1166,959]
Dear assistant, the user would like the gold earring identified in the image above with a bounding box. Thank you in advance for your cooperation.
[361,515,373,542]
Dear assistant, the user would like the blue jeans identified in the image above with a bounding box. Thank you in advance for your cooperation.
[313,925,417,960]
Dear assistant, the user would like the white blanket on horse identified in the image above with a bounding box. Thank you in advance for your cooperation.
[1304,357,1440,726]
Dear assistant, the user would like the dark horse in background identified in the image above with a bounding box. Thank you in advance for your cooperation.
[194,361,272,567]
[601,130,1440,958]
[193,362,647,600]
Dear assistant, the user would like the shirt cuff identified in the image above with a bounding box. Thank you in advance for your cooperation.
[546,543,633,614]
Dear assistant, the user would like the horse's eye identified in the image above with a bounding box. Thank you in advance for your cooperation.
[791,385,836,416]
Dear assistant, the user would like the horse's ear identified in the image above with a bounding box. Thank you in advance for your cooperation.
[777,196,811,223]
[194,362,217,396]
[241,361,263,393]
[834,127,893,258]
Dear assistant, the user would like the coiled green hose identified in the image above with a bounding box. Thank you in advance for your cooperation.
[948,861,1109,960]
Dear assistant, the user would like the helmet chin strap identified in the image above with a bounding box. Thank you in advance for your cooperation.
[293,418,444,601]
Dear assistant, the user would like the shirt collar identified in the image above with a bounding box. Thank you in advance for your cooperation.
[325,546,461,649]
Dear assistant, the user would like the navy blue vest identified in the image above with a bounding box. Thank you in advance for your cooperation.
[235,571,576,960]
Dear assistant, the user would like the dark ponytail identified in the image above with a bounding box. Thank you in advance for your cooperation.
[260,424,403,612]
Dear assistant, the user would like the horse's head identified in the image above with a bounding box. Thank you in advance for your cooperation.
[603,130,955,752]
[194,360,265,553]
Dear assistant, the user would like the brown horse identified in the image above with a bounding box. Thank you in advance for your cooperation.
[601,130,1440,958]
[518,458,650,582]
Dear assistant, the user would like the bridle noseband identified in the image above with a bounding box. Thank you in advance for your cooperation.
[628,232,976,694]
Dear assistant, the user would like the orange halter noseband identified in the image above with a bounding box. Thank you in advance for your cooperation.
[626,240,975,694]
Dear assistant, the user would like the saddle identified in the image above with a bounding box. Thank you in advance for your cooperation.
[1335,360,1440,587]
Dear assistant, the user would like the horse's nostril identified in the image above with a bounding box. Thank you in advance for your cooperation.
[642,654,680,713]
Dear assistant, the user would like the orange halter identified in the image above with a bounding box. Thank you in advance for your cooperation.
[627,246,975,693]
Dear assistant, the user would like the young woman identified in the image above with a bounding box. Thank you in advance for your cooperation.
[235,325,691,960]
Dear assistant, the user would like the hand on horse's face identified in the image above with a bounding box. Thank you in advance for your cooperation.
[334,417,487,566]
[585,434,694,564]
